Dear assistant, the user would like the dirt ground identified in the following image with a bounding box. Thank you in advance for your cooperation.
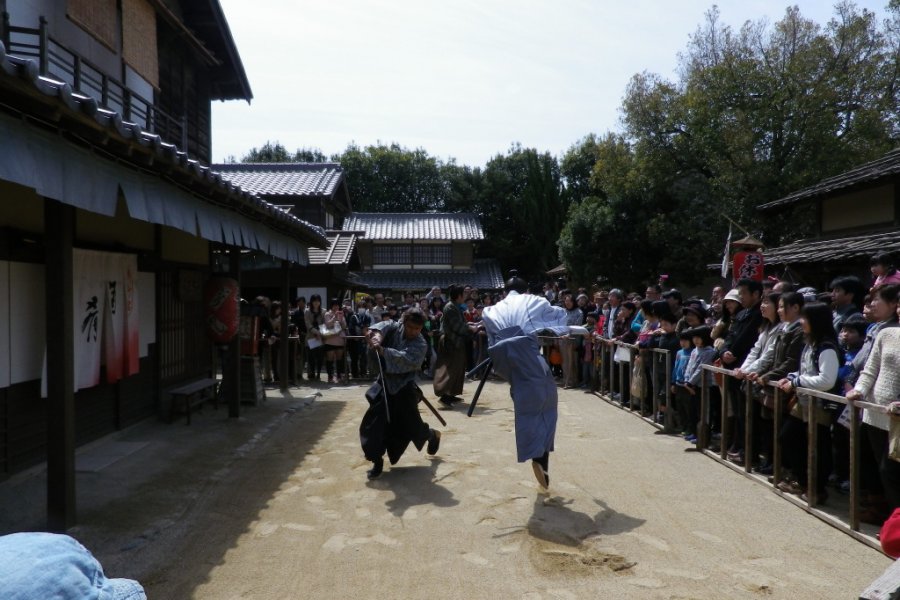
[2,377,891,599]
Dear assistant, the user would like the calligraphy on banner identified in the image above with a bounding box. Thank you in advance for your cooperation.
[732,251,765,285]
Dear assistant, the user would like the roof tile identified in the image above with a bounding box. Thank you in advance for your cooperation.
[214,163,344,197]
[342,212,484,240]
[759,148,900,211]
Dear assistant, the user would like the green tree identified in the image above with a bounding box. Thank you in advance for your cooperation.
[562,1,900,289]
[479,145,568,279]
[240,141,329,163]
[336,143,448,212]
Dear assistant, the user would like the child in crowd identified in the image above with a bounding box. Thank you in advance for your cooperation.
[832,314,868,493]
[672,329,695,440]
[871,251,900,289]
[682,325,718,444]
[653,312,681,427]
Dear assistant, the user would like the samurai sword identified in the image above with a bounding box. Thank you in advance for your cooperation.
[467,357,492,417]
[465,357,492,379]
[416,388,447,427]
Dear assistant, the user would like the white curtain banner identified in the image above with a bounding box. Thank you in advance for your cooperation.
[71,249,140,392]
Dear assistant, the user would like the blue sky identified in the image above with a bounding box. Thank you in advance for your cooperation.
[213,1,892,168]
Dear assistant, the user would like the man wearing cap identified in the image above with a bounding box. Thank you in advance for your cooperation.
[0,532,146,599]
[481,274,570,489]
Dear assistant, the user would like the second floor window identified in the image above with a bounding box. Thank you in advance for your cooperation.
[373,245,411,265]
[413,245,452,264]
[373,245,452,265]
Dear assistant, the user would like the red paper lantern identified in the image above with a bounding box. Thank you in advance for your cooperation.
[203,277,240,343]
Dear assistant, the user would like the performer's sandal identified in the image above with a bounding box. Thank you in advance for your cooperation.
[427,429,441,455]
[531,460,549,489]
[367,458,384,480]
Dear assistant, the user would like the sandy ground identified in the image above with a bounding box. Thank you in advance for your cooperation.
[1,377,891,599]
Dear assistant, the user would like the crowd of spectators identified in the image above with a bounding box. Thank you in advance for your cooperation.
[543,250,900,526]
[241,251,900,526]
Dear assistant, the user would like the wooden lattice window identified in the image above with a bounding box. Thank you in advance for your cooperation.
[413,245,451,265]
[67,0,117,50]
[122,0,159,88]
[373,245,411,265]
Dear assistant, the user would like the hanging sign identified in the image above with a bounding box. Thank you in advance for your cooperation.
[732,252,765,283]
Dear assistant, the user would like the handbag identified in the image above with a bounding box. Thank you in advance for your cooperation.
[614,346,631,363]
[889,414,900,463]
[630,357,646,400]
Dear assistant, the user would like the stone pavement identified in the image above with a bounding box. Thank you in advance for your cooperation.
[0,378,891,599]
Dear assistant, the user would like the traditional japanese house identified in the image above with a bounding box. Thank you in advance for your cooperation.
[0,1,326,529]
[343,212,504,296]
[757,148,900,289]
[213,162,363,301]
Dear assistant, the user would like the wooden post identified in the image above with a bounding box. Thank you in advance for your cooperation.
[227,247,241,418]
[38,16,47,75]
[807,400,818,506]
[850,399,860,531]
[279,260,290,393]
[699,369,708,450]
[773,387,783,486]
[744,381,753,472]
[720,374,729,460]
[45,199,75,531]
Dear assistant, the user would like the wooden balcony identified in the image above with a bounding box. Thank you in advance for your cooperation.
[0,13,209,162]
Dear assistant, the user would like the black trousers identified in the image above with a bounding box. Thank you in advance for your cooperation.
[779,414,831,493]
[862,424,900,509]
[359,381,430,465]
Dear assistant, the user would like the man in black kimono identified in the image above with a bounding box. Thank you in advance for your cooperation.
[359,306,441,480]
[433,284,473,406]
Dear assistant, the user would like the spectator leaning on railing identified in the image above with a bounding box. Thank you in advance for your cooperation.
[776,302,841,503]
[732,291,782,468]
[719,279,764,461]
[846,284,900,514]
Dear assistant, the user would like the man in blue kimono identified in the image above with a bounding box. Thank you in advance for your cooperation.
[359,307,441,480]
[481,275,569,489]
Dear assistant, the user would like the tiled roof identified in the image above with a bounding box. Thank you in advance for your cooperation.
[343,213,485,240]
[763,229,900,266]
[0,41,326,253]
[758,148,900,211]
[352,259,503,291]
[213,163,345,198]
[308,231,359,266]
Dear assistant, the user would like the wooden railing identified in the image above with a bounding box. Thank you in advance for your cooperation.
[1,13,196,156]
[595,340,885,553]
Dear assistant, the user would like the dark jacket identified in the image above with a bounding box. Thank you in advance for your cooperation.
[720,302,763,366]
[440,302,472,349]
[759,320,804,382]
[613,315,637,344]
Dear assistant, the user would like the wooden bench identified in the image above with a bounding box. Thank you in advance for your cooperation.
[168,378,219,425]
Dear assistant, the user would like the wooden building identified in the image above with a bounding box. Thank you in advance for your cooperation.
[214,162,362,301]
[343,212,504,295]
[0,1,326,529]
[758,148,900,289]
